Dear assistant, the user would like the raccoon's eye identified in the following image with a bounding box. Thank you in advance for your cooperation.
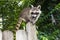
[35,13,39,15]
[31,12,34,14]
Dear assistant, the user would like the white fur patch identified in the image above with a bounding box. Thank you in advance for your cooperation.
[32,15,37,17]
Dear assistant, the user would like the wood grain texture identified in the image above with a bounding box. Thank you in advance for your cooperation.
[0,30,2,40]
[16,30,27,40]
[2,30,13,40]
[26,22,38,40]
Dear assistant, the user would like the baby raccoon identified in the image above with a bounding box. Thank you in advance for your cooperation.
[16,5,41,30]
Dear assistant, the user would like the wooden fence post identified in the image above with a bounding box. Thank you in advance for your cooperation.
[2,30,13,40]
[16,30,27,40]
[0,30,2,40]
[26,22,38,40]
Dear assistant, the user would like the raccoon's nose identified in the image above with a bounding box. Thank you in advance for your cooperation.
[32,16,36,18]
[32,16,35,18]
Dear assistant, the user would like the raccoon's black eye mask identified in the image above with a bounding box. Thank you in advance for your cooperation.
[31,12,39,15]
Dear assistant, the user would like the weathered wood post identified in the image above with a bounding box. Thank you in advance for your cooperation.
[2,30,13,40]
[16,30,27,40]
[26,22,38,40]
[0,30,2,40]
[0,17,3,40]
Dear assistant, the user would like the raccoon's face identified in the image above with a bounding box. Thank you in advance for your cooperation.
[30,5,41,20]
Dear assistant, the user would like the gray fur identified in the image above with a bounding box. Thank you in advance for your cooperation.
[16,5,41,30]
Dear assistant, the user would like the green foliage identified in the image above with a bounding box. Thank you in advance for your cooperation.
[0,0,34,30]
[36,0,60,40]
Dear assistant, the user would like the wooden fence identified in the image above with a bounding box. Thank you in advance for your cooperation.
[0,22,38,40]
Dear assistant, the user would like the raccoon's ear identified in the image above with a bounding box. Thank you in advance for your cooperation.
[31,5,34,8]
[37,5,41,9]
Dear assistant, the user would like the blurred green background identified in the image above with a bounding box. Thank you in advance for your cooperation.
[0,0,60,40]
